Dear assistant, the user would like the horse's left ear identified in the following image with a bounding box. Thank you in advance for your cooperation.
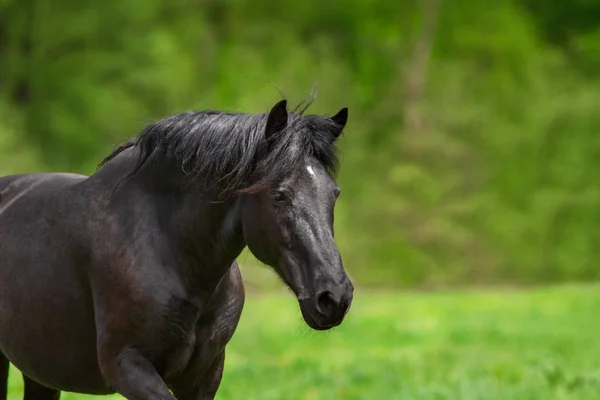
[331,107,348,135]
[265,99,288,140]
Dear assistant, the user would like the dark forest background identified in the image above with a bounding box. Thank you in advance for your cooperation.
[2,0,599,287]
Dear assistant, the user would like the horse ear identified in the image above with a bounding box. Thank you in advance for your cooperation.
[331,107,348,134]
[265,99,288,139]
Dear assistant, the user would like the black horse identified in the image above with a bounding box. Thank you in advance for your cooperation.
[0,100,353,400]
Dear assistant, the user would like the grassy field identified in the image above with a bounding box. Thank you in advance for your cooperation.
[6,285,600,399]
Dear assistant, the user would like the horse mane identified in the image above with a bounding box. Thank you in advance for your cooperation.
[98,103,343,197]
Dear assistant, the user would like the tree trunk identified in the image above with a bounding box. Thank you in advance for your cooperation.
[403,0,441,134]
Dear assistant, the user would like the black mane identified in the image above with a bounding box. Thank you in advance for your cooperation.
[98,106,343,197]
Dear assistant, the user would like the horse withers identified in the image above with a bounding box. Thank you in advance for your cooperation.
[0,100,353,400]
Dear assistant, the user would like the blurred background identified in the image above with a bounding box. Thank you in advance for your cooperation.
[2,0,600,399]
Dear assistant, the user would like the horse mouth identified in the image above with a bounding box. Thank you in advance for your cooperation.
[298,300,341,331]
[277,253,349,331]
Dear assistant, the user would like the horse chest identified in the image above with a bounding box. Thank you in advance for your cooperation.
[161,327,197,379]
[159,298,232,380]
[144,264,245,383]
[157,298,202,377]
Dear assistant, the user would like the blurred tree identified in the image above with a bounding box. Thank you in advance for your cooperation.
[1,0,599,287]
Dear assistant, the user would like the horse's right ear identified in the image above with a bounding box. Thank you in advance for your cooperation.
[265,99,288,139]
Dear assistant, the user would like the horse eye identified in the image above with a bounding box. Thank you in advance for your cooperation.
[269,191,286,203]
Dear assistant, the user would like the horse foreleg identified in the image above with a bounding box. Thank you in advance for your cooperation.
[0,352,8,400]
[22,375,60,400]
[98,348,177,400]
[171,351,226,400]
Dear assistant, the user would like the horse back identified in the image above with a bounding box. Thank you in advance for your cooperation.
[0,172,87,213]
[0,172,91,276]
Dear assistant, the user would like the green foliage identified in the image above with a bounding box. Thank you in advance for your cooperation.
[7,285,600,399]
[1,0,600,286]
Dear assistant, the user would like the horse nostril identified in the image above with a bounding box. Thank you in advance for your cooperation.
[316,290,338,318]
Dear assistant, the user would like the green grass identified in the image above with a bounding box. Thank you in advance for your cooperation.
[7,285,600,399]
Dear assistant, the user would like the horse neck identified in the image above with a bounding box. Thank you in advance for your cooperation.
[171,191,246,295]
[93,148,247,298]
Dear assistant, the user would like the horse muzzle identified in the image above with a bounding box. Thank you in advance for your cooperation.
[298,280,353,330]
